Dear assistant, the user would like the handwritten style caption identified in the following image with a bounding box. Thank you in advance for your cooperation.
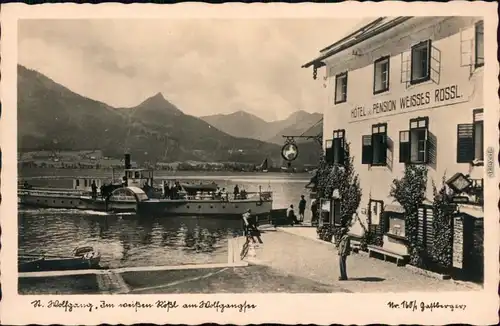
[387,300,466,312]
[31,299,257,313]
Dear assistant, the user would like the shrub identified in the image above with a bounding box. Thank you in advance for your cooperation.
[430,175,455,269]
[316,224,334,242]
[389,164,428,267]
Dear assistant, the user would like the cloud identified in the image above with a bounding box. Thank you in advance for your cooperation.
[18,18,361,121]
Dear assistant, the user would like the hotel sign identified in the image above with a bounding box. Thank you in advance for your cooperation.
[350,84,466,122]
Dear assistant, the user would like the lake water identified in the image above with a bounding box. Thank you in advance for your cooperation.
[18,170,312,268]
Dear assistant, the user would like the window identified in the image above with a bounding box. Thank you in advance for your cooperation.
[332,129,346,165]
[475,21,484,67]
[373,56,390,94]
[368,200,384,225]
[399,117,429,164]
[410,40,431,84]
[75,180,80,187]
[457,109,483,163]
[334,72,348,104]
[362,123,387,166]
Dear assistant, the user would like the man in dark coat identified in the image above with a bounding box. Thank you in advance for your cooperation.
[233,184,240,199]
[337,227,351,281]
[298,195,307,223]
[91,181,98,199]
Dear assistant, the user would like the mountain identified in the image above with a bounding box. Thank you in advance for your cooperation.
[266,110,323,144]
[201,109,323,145]
[17,65,320,166]
[200,111,270,140]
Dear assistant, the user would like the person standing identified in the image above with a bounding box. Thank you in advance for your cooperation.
[163,182,170,199]
[91,181,98,199]
[233,184,240,199]
[100,184,105,200]
[337,227,351,281]
[310,198,319,226]
[287,204,299,225]
[298,195,307,223]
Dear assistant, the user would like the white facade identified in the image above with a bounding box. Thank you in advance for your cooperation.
[307,17,484,236]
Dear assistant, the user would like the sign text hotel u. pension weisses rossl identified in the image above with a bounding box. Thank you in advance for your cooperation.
[350,84,467,122]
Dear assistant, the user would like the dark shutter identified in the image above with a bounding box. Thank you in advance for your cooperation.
[333,138,341,164]
[325,148,334,163]
[339,137,345,164]
[399,130,410,163]
[362,135,372,164]
[333,138,344,165]
[457,124,474,163]
[373,133,387,164]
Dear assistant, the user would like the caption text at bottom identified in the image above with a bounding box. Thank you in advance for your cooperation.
[31,299,257,313]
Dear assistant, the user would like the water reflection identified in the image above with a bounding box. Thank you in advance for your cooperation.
[18,209,243,268]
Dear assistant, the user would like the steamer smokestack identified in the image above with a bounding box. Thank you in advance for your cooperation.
[124,153,131,169]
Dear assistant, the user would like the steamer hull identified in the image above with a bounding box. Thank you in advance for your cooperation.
[137,199,273,217]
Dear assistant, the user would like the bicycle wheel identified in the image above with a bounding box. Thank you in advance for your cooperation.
[240,240,249,260]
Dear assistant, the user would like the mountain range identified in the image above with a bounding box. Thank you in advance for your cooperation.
[200,110,323,144]
[17,65,322,166]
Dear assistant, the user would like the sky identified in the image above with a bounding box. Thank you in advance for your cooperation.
[18,18,364,121]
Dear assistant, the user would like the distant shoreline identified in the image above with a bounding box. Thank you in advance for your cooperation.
[18,167,312,181]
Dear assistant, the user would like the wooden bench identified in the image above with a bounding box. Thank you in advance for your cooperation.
[347,233,362,253]
[367,245,409,266]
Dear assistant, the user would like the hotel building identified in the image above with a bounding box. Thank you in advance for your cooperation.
[303,17,484,269]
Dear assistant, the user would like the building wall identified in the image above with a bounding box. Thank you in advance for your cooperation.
[320,17,484,234]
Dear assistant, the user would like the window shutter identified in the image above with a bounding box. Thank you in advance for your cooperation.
[325,148,334,163]
[362,135,372,164]
[423,128,429,164]
[379,133,387,163]
[333,138,341,164]
[340,136,346,164]
[399,130,410,163]
[457,123,474,163]
[325,140,334,163]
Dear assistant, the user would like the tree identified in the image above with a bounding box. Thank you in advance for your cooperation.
[389,164,428,266]
[315,143,362,244]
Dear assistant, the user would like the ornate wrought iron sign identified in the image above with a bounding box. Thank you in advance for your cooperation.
[281,137,299,162]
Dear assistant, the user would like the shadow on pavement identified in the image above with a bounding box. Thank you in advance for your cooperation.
[348,277,385,282]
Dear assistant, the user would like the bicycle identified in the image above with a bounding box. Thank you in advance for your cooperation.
[239,224,263,260]
[239,234,252,260]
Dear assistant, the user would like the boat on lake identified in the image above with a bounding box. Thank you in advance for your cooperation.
[18,154,273,217]
[18,246,101,273]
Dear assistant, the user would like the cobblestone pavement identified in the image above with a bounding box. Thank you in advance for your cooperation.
[249,229,480,293]
[122,265,349,294]
[19,264,349,294]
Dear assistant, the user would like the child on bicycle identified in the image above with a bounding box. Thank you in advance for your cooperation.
[242,209,263,244]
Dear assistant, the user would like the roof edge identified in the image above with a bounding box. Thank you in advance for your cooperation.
[301,16,412,69]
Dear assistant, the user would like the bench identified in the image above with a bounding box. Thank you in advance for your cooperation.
[350,240,361,253]
[347,233,363,253]
[367,245,409,266]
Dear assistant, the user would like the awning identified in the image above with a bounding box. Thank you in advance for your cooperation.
[384,204,405,214]
[458,205,483,219]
